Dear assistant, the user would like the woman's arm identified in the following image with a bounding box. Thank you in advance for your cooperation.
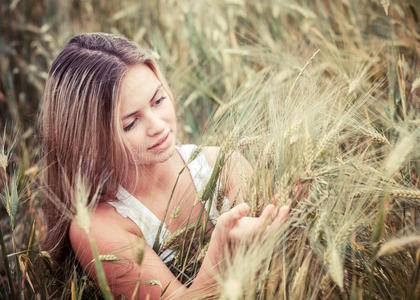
[203,147,253,205]
[224,150,253,204]
[70,206,204,299]
[69,202,288,299]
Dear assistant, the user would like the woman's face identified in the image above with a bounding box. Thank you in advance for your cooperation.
[119,63,177,165]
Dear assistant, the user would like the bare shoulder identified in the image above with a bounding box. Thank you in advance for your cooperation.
[69,202,140,272]
[69,201,140,242]
[69,202,126,240]
[202,146,220,167]
[201,146,252,204]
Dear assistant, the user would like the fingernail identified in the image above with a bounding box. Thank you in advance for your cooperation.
[281,205,290,212]
[240,203,249,214]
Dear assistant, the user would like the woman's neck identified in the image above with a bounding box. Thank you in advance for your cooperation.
[124,149,184,198]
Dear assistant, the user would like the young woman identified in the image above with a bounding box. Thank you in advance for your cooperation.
[40,32,289,299]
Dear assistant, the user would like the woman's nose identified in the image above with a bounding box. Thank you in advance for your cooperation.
[145,112,165,136]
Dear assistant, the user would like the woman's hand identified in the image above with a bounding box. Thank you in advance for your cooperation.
[210,203,290,260]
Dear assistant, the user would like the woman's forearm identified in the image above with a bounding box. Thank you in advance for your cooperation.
[168,232,223,299]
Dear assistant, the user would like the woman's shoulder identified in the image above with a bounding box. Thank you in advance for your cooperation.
[202,146,220,167]
[69,202,141,263]
[70,202,140,236]
[68,202,148,290]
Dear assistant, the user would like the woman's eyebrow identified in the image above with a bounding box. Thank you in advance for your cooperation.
[122,84,163,120]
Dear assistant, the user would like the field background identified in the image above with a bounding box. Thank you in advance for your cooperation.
[0,0,419,299]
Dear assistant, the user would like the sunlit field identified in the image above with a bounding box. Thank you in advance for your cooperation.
[0,0,419,299]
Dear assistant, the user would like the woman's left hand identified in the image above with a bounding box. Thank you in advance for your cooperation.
[212,203,290,255]
[228,204,290,247]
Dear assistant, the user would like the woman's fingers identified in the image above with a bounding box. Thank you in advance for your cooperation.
[277,205,290,219]
[260,204,275,220]
[217,203,289,248]
[271,194,280,204]
[256,204,288,236]
[219,203,249,229]
[267,205,290,232]
[258,204,276,229]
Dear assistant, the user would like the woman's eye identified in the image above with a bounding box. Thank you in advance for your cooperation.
[154,96,166,106]
[123,118,137,131]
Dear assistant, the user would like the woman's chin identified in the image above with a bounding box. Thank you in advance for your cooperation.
[138,144,176,165]
[135,133,176,165]
[153,146,176,164]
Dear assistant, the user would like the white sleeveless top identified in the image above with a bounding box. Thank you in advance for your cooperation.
[108,144,230,263]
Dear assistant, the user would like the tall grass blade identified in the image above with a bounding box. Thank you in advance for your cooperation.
[89,238,113,300]
[0,226,16,299]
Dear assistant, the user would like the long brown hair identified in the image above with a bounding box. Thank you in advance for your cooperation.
[39,32,172,266]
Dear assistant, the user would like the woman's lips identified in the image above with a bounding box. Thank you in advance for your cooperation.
[148,132,170,151]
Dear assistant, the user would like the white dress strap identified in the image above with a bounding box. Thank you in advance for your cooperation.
[108,188,175,263]
[108,186,171,248]
[176,144,213,192]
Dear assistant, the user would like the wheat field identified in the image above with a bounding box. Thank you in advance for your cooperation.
[0,0,419,299]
